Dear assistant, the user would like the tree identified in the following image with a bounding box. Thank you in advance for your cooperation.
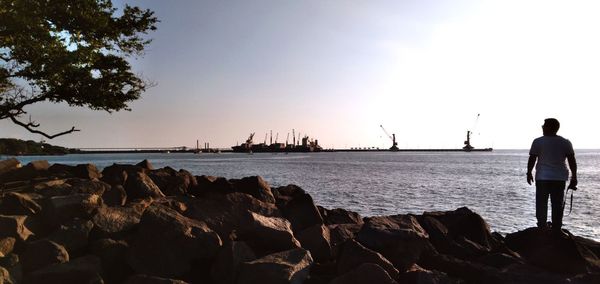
[0,0,157,138]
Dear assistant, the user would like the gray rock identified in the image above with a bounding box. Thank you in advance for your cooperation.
[148,167,196,196]
[210,241,256,284]
[280,191,323,233]
[21,239,69,272]
[47,218,94,254]
[136,159,154,170]
[43,193,103,227]
[237,248,313,284]
[0,253,21,284]
[0,215,33,241]
[128,204,222,278]
[102,184,127,206]
[239,211,301,256]
[357,214,431,271]
[67,178,110,195]
[124,171,165,200]
[0,192,42,216]
[337,239,399,280]
[0,237,15,257]
[230,176,275,204]
[1,160,49,182]
[181,192,281,241]
[92,238,131,283]
[330,263,398,284]
[505,227,600,274]
[25,255,103,284]
[319,206,363,225]
[296,224,332,263]
[0,266,15,284]
[0,158,20,176]
[91,205,144,238]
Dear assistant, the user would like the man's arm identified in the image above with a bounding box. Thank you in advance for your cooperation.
[527,155,536,185]
[567,154,578,189]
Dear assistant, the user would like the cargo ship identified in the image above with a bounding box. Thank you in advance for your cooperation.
[232,131,322,153]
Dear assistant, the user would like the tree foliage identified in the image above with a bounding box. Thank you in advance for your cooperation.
[0,0,157,138]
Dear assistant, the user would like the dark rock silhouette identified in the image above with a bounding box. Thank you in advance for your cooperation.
[0,158,599,283]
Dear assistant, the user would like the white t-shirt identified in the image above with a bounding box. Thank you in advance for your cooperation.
[529,135,574,181]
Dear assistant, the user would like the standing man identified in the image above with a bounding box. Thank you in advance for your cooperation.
[527,118,577,235]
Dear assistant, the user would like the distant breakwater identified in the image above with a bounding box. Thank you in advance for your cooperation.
[0,158,599,283]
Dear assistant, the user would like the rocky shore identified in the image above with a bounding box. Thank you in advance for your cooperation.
[0,158,599,284]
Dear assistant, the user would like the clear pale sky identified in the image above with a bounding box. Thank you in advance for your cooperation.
[2,0,599,149]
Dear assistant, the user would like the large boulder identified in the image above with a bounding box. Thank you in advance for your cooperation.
[357,214,431,271]
[20,239,69,272]
[0,253,21,284]
[43,193,103,227]
[47,218,94,254]
[279,191,323,233]
[0,158,21,176]
[417,214,492,259]
[418,252,502,283]
[25,255,103,284]
[67,178,110,196]
[48,163,101,180]
[296,224,332,263]
[423,207,498,252]
[101,163,147,186]
[92,238,131,283]
[210,241,256,284]
[505,227,600,274]
[124,171,165,200]
[32,179,72,197]
[148,167,197,196]
[328,223,363,256]
[102,184,128,206]
[0,160,49,182]
[128,204,222,278]
[239,211,301,256]
[272,184,306,207]
[136,159,154,170]
[230,176,275,203]
[91,204,145,238]
[0,237,16,257]
[0,266,15,284]
[319,206,363,225]
[330,263,398,284]
[337,239,399,280]
[180,192,281,240]
[0,192,42,216]
[0,215,33,241]
[189,176,234,197]
[236,248,313,284]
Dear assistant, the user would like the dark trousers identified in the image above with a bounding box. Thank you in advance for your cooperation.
[536,180,566,229]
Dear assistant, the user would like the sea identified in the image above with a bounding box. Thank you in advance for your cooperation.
[6,150,600,241]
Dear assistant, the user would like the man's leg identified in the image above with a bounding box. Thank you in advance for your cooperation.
[549,181,566,231]
[536,181,550,228]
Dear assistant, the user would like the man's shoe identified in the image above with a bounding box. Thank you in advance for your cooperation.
[552,228,569,239]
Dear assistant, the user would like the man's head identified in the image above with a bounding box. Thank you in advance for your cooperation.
[543,118,560,135]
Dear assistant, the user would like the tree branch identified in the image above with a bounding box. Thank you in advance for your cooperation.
[9,115,80,139]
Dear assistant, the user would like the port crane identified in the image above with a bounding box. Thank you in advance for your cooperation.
[380,125,399,151]
[463,114,480,151]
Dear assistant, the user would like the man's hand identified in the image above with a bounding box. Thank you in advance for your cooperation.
[568,177,578,190]
[527,172,534,185]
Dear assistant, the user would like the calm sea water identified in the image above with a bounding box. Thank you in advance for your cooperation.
[7,150,600,241]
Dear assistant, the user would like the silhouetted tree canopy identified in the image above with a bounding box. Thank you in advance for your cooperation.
[0,0,157,138]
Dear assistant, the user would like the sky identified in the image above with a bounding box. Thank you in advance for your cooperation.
[2,0,600,149]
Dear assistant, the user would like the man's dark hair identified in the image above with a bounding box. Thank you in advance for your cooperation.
[544,118,560,133]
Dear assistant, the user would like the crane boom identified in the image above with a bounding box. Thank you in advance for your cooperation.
[380,125,399,151]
